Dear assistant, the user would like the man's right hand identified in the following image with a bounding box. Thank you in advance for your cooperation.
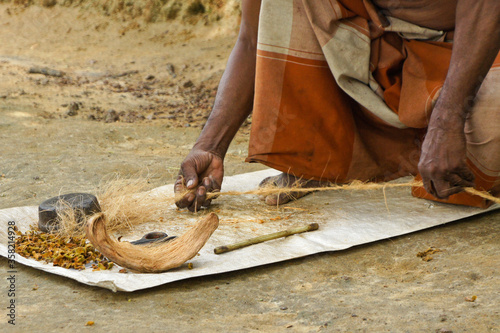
[174,0,260,212]
[174,149,224,212]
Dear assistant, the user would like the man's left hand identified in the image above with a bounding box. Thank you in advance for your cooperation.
[418,110,475,199]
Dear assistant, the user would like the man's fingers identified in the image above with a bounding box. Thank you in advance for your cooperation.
[428,178,466,199]
[176,176,221,211]
[202,176,221,199]
[174,175,194,208]
[429,179,451,199]
[446,173,475,188]
[174,175,186,193]
[176,191,196,209]
[202,177,213,192]
[180,163,199,189]
[188,186,208,212]
[455,166,475,184]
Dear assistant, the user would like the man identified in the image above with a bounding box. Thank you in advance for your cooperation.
[175,0,500,212]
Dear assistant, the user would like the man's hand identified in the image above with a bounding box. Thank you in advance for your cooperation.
[418,111,475,199]
[174,149,224,212]
[417,0,499,200]
[173,0,260,212]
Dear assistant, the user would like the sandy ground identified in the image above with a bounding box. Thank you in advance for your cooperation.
[0,3,499,332]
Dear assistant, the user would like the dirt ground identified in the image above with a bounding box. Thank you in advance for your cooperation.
[0,2,499,332]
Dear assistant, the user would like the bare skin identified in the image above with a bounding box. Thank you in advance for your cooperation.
[174,0,260,212]
[175,0,500,210]
[373,0,458,31]
[417,0,500,199]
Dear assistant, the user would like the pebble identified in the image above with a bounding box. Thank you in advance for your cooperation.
[280,306,288,311]
[183,80,194,88]
[105,109,119,123]
[65,102,80,117]
[166,63,176,78]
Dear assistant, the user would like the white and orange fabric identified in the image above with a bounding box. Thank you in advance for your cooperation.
[246,0,500,207]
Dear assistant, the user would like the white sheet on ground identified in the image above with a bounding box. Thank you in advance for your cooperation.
[1,169,498,292]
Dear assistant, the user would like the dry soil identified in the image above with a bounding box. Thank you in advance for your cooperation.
[0,2,499,332]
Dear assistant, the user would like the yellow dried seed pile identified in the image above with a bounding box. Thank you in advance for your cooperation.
[14,226,113,271]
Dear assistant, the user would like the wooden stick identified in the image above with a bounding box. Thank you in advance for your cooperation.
[214,223,319,254]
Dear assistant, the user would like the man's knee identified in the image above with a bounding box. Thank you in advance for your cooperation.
[466,68,500,169]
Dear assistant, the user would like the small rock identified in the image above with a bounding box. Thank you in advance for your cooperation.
[166,63,176,78]
[65,102,80,117]
[145,74,155,81]
[280,306,288,311]
[87,114,96,121]
[183,80,194,88]
[123,111,137,123]
[38,78,49,85]
[435,329,453,333]
[105,109,119,123]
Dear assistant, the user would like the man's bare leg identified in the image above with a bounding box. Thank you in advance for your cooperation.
[259,173,326,206]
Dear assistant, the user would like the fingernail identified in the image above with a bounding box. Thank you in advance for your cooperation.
[187,180,194,188]
[204,178,210,186]
[187,193,195,201]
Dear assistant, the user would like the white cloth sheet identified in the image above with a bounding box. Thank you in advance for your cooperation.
[1,169,497,292]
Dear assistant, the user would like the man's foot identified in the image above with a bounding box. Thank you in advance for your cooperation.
[259,173,325,206]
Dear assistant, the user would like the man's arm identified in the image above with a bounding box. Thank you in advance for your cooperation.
[175,0,262,212]
[418,0,500,199]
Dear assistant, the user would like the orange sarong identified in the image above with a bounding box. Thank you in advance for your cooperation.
[246,0,500,208]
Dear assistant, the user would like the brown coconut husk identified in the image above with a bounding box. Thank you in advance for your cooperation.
[85,212,219,273]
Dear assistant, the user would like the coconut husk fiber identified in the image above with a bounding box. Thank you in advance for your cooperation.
[54,176,499,239]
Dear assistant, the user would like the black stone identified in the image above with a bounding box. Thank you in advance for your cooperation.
[38,193,101,233]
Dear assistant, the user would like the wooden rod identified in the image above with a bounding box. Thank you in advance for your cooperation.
[214,223,319,254]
